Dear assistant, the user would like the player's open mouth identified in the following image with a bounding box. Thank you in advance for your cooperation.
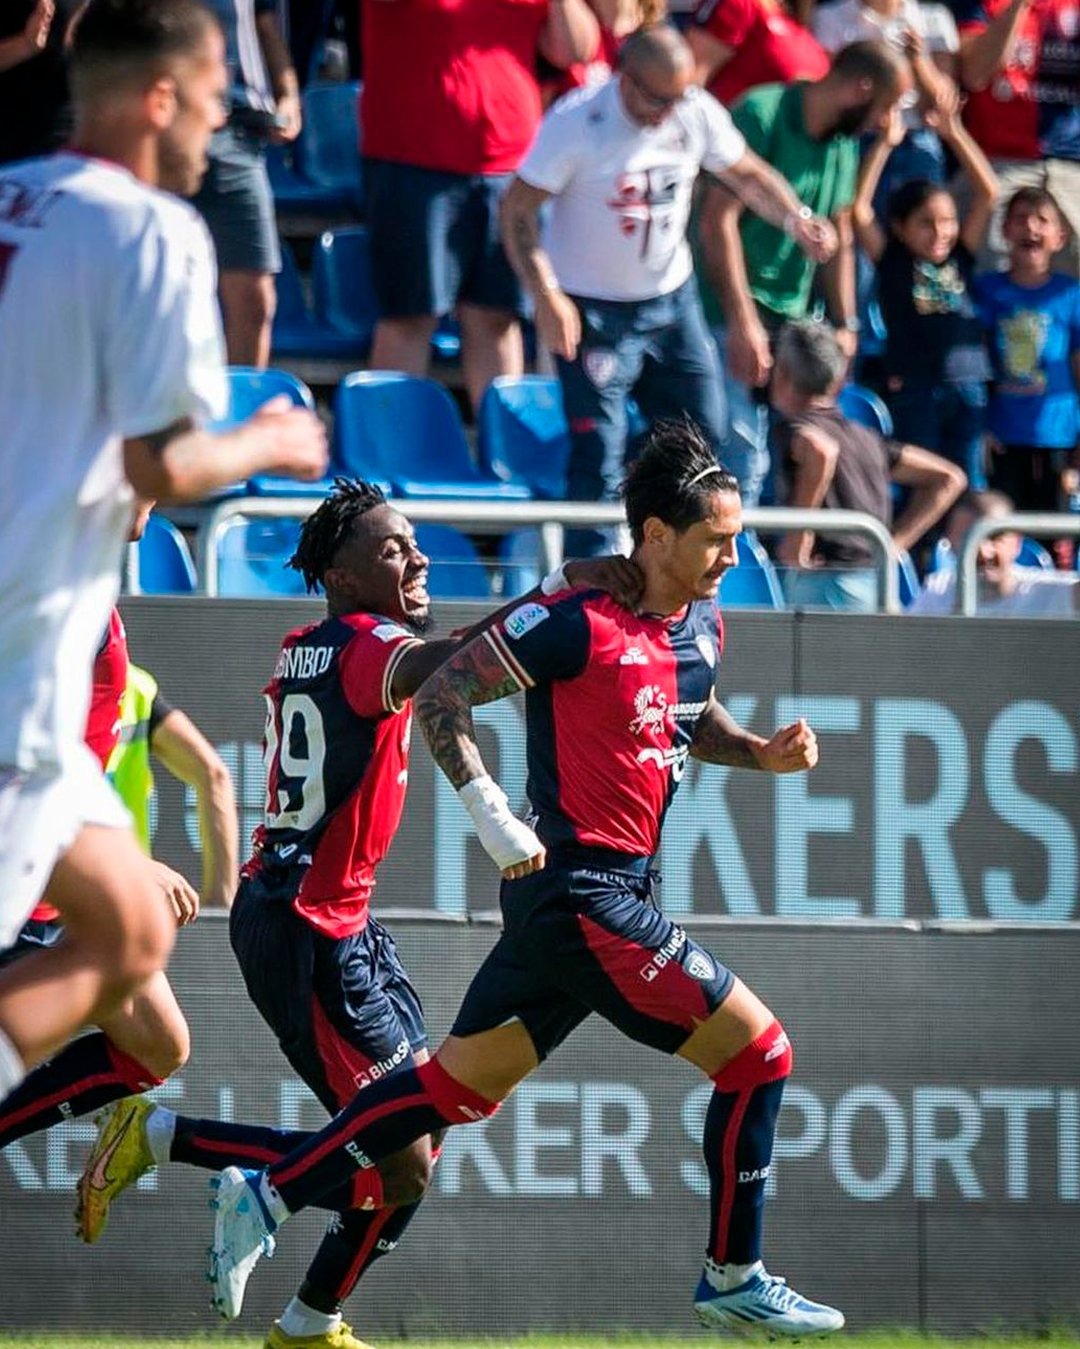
[402,576,429,605]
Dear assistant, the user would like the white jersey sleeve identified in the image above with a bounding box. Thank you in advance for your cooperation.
[696,89,748,179]
[516,91,590,196]
[103,200,228,437]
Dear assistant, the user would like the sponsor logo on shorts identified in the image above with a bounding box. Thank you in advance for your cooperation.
[504,603,549,640]
[640,926,686,982]
[376,1238,399,1253]
[685,950,716,982]
[355,1038,411,1092]
[345,1140,374,1169]
[738,1165,771,1183]
[765,1032,791,1062]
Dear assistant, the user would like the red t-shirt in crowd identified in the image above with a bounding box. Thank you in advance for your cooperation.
[360,0,551,175]
[544,25,622,105]
[958,0,1080,162]
[693,0,830,105]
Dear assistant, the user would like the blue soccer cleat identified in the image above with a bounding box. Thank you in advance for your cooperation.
[694,1266,845,1336]
[207,1166,277,1320]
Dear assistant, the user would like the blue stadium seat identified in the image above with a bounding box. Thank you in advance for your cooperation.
[719,531,785,609]
[838,383,894,437]
[215,518,309,597]
[266,82,362,215]
[311,226,379,357]
[478,375,570,499]
[897,548,920,608]
[272,240,361,360]
[299,82,363,209]
[415,524,491,600]
[131,514,197,594]
[209,366,316,431]
[332,371,530,500]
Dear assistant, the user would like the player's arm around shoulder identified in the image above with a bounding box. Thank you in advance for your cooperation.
[415,634,545,879]
[691,693,819,773]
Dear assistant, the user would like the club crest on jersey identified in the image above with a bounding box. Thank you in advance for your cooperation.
[685,949,716,981]
[628,684,669,737]
[695,634,716,668]
[504,602,549,640]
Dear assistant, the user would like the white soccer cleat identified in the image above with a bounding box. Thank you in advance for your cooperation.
[694,1267,845,1337]
[207,1166,277,1320]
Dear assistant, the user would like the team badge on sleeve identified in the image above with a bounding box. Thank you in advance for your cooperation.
[504,603,550,640]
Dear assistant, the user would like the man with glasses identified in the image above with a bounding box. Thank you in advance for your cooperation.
[500,23,837,556]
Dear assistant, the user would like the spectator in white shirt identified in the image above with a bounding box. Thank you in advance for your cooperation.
[500,23,836,554]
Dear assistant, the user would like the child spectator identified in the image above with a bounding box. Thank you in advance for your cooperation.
[975,187,1080,560]
[854,102,998,489]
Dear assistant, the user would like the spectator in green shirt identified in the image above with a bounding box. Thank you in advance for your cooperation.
[697,41,911,505]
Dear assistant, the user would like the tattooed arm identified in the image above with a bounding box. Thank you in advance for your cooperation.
[691,693,819,773]
[415,633,544,878]
[499,176,581,362]
[415,632,521,788]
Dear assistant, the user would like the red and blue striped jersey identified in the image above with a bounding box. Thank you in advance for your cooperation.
[244,612,422,939]
[484,590,723,858]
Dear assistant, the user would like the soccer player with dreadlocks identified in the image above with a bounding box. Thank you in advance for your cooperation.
[202,423,845,1338]
[78,478,640,1349]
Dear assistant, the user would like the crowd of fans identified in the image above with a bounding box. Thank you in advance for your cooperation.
[0,0,1076,615]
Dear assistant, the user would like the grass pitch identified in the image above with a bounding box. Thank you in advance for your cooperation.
[1,1336,1079,1349]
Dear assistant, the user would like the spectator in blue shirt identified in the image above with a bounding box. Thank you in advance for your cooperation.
[975,186,1080,562]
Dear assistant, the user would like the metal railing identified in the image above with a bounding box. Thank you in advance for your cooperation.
[196,497,902,611]
[958,513,1080,616]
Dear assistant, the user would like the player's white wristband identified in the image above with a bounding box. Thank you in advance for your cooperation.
[540,564,569,596]
[458,775,543,871]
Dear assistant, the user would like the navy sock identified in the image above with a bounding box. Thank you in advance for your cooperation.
[0,1032,132,1149]
[703,1078,785,1266]
[300,1198,424,1312]
[171,1115,357,1212]
[268,1063,449,1214]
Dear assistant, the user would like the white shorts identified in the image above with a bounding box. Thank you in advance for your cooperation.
[0,745,131,949]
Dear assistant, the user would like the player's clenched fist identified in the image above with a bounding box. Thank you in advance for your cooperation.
[752,717,818,773]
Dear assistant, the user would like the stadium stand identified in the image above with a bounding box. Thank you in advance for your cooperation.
[837,382,894,438]
[332,371,532,500]
[125,514,198,596]
[478,375,571,499]
[265,80,362,218]
[415,524,492,600]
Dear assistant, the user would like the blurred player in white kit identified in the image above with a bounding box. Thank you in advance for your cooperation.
[0,0,326,1099]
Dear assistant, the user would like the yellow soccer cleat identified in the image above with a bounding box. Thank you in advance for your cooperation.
[75,1096,156,1244]
[265,1321,377,1349]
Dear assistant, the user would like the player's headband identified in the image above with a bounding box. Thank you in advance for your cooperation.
[685,465,725,489]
